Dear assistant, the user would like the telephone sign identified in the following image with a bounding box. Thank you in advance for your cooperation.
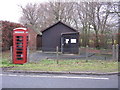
[13,28,28,64]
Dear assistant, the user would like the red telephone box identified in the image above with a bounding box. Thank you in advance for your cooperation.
[13,28,28,64]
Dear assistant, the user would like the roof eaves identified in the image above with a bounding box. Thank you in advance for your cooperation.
[41,21,61,32]
[41,21,79,33]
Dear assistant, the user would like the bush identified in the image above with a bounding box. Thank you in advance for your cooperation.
[1,21,24,51]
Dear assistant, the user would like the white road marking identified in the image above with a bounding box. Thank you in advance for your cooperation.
[0,74,109,80]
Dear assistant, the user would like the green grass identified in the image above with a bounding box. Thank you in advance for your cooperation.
[1,59,118,73]
[1,51,119,73]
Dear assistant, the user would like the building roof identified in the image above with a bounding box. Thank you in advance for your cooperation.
[41,21,78,33]
[61,32,79,35]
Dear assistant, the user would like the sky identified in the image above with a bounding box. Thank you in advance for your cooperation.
[0,0,49,23]
[0,0,119,23]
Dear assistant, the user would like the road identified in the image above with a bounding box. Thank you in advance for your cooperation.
[1,73,118,88]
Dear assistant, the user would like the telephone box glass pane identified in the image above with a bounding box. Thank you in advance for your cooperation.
[16,43,23,45]
[16,36,23,38]
[17,58,23,60]
[16,39,23,41]
[17,46,23,47]
[17,55,21,57]
[17,54,23,57]
[16,52,22,54]
[16,48,23,51]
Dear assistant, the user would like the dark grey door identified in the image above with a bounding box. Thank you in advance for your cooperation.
[61,33,79,54]
[36,35,42,50]
[61,37,71,53]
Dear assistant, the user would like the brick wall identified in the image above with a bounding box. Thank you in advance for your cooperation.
[28,29,37,50]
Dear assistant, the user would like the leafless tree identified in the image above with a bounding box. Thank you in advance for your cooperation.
[19,1,118,49]
[20,2,75,31]
[76,2,117,48]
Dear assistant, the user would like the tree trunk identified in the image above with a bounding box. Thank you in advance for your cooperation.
[94,24,100,49]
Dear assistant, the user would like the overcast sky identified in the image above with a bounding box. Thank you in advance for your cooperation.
[0,0,49,23]
[0,0,119,23]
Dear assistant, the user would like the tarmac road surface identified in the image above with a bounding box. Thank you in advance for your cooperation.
[1,74,118,88]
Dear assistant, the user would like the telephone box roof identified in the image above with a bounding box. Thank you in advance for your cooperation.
[13,27,27,31]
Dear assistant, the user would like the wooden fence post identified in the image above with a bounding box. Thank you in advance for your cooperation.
[79,47,80,55]
[112,45,115,60]
[10,46,13,63]
[27,46,29,62]
[86,45,89,62]
[56,46,59,64]
[116,44,118,60]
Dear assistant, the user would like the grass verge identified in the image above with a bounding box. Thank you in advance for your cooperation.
[1,51,119,73]
[1,59,118,73]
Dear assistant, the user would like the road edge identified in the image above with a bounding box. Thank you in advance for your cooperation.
[2,70,119,75]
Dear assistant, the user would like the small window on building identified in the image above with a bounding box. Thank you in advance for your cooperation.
[71,39,76,43]
[65,39,69,44]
